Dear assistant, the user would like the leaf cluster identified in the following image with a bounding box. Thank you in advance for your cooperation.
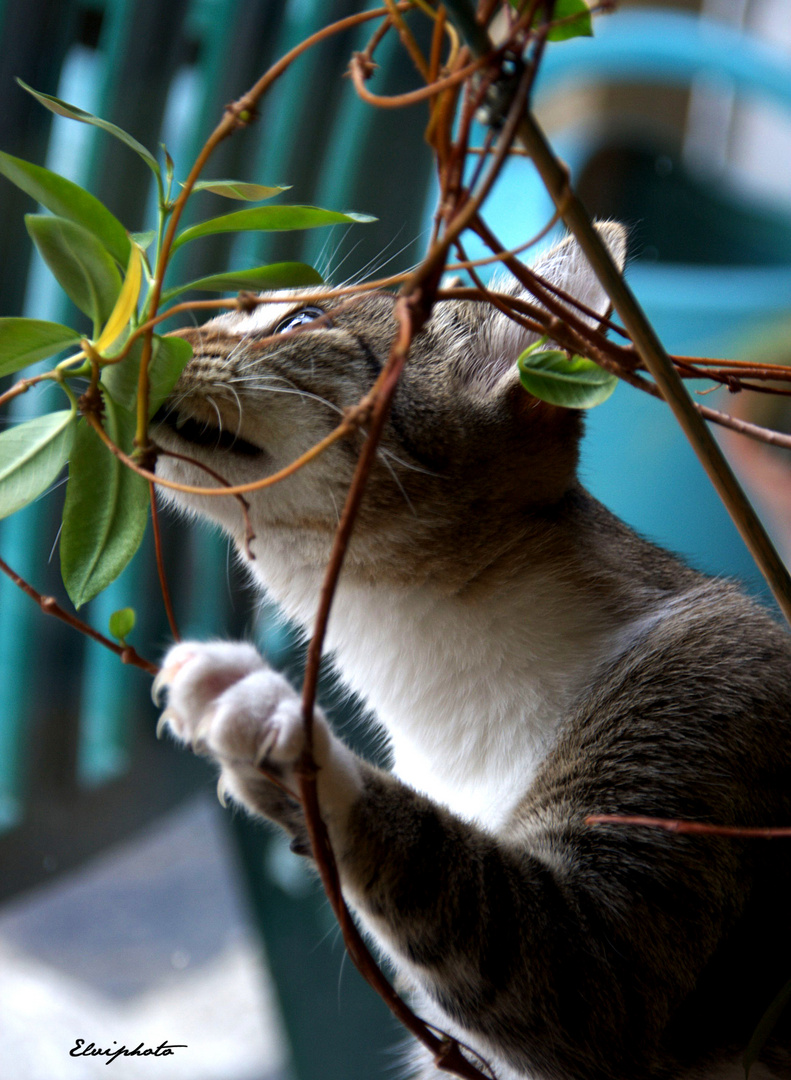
[0,82,373,621]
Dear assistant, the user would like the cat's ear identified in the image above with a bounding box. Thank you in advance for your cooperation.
[480,221,627,381]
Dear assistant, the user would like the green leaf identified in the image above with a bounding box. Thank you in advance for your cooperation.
[60,400,149,608]
[0,150,130,266]
[161,261,323,302]
[537,0,593,42]
[109,606,136,641]
[743,976,791,1078]
[189,179,289,201]
[172,205,376,251]
[26,214,122,331]
[131,229,156,250]
[0,318,81,376]
[17,79,160,175]
[0,409,76,519]
[517,349,617,408]
[147,336,193,417]
[101,333,193,417]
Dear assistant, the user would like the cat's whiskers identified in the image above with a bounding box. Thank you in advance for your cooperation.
[316,226,353,283]
[222,381,245,441]
[234,376,346,418]
[338,226,422,288]
[204,394,225,440]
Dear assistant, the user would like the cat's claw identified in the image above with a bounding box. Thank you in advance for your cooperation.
[155,708,178,740]
[151,650,198,707]
[155,641,317,797]
[216,775,229,808]
[155,639,363,826]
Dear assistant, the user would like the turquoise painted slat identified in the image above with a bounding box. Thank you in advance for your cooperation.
[77,583,136,786]
[0,24,102,827]
[232,0,350,271]
[0,502,45,828]
[0,0,78,317]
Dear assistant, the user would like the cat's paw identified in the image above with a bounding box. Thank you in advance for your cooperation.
[154,641,362,823]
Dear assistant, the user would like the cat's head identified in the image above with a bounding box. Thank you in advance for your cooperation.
[153,223,626,587]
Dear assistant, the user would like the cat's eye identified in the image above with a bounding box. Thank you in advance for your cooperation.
[274,306,328,334]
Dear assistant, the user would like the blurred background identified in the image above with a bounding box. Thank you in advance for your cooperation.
[0,1,789,1078]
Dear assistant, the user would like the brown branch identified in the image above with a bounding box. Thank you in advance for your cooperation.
[281,20,560,1072]
[123,273,414,359]
[149,481,180,642]
[152,445,257,557]
[0,554,157,675]
[587,815,791,838]
[675,357,791,376]
[84,406,361,499]
[0,371,52,410]
[446,206,563,272]
[349,49,485,108]
[384,0,431,80]
[438,13,791,622]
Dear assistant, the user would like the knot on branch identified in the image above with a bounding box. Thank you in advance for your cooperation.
[78,384,105,421]
[345,401,374,428]
[349,51,378,82]
[237,290,263,313]
[726,375,742,393]
[133,441,158,473]
[225,100,257,129]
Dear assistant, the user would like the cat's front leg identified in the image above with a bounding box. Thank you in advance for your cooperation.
[154,641,364,851]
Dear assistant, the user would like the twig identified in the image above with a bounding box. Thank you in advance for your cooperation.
[84,408,361,499]
[515,117,791,623]
[587,815,791,838]
[0,371,52,410]
[384,0,431,80]
[149,481,180,642]
[153,446,257,557]
[349,50,484,108]
[0,554,157,675]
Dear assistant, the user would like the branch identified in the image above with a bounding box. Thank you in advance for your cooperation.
[0,555,157,675]
[149,481,180,641]
[587,815,791,838]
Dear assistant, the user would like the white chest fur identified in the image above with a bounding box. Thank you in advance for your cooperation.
[253,551,642,833]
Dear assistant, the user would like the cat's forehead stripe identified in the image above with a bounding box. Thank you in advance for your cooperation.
[229,300,294,338]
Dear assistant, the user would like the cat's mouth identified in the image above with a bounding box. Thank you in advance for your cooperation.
[152,406,264,458]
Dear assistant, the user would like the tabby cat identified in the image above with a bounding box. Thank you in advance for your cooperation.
[152,224,791,1080]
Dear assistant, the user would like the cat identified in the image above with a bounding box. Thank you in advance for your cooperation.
[151,224,791,1080]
